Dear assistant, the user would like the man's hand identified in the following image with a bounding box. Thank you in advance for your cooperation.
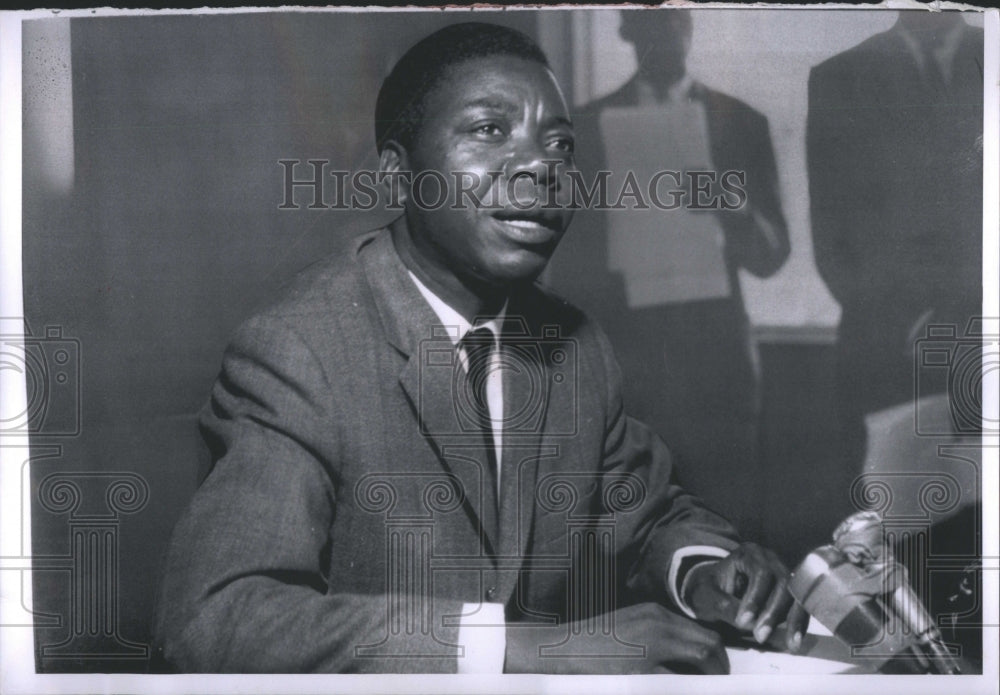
[683,542,809,653]
[505,602,729,674]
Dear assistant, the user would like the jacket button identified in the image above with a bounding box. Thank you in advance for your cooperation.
[485,586,497,601]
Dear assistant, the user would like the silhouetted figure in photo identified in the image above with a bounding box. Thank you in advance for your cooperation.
[549,9,790,536]
[807,11,983,496]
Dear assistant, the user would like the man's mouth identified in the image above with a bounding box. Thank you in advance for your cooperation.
[492,210,563,244]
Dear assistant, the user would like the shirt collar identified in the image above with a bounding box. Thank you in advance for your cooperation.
[669,74,695,103]
[407,270,507,345]
[634,73,695,105]
[897,19,966,79]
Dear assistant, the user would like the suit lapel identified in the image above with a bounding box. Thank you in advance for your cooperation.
[359,229,500,552]
[397,352,500,551]
[495,300,556,561]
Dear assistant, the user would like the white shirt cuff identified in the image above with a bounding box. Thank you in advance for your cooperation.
[456,602,506,673]
[668,545,731,619]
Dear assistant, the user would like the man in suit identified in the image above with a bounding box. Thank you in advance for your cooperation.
[155,22,806,674]
[808,11,983,516]
[548,9,789,537]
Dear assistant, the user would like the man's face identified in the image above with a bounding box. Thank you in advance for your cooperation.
[396,55,576,290]
[620,13,692,79]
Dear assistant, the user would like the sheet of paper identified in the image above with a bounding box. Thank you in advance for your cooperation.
[600,105,731,307]
[727,619,865,675]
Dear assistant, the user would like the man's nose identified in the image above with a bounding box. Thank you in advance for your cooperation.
[505,143,564,192]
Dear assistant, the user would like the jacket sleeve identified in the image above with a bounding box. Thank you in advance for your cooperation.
[807,60,870,306]
[719,109,791,279]
[153,314,463,673]
[590,322,742,606]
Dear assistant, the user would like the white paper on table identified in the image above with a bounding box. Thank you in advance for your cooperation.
[726,617,867,674]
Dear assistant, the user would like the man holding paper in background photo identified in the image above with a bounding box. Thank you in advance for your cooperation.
[548,9,790,537]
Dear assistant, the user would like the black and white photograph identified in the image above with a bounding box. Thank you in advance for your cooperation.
[1,4,997,693]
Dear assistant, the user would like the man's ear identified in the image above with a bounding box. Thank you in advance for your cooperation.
[378,140,411,206]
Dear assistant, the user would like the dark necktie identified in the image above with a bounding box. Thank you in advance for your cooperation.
[459,327,499,539]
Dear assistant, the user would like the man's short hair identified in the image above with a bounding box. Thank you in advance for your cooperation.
[374,22,550,154]
[619,8,692,39]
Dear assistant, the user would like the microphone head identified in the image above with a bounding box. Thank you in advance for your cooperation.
[832,511,884,565]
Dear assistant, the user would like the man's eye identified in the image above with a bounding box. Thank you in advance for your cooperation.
[472,123,504,138]
[548,136,575,153]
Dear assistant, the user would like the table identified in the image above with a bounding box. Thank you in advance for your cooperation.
[727,618,868,674]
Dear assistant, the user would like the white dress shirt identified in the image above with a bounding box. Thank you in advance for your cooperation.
[408,270,506,489]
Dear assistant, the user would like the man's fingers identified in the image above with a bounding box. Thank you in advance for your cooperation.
[752,578,792,644]
[686,576,739,624]
[688,636,730,676]
[784,601,810,653]
[735,562,774,630]
[665,627,730,675]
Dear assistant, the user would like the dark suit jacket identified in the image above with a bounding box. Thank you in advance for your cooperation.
[154,227,740,673]
[807,21,983,412]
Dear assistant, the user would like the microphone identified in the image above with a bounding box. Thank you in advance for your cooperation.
[832,511,960,674]
[789,511,960,674]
